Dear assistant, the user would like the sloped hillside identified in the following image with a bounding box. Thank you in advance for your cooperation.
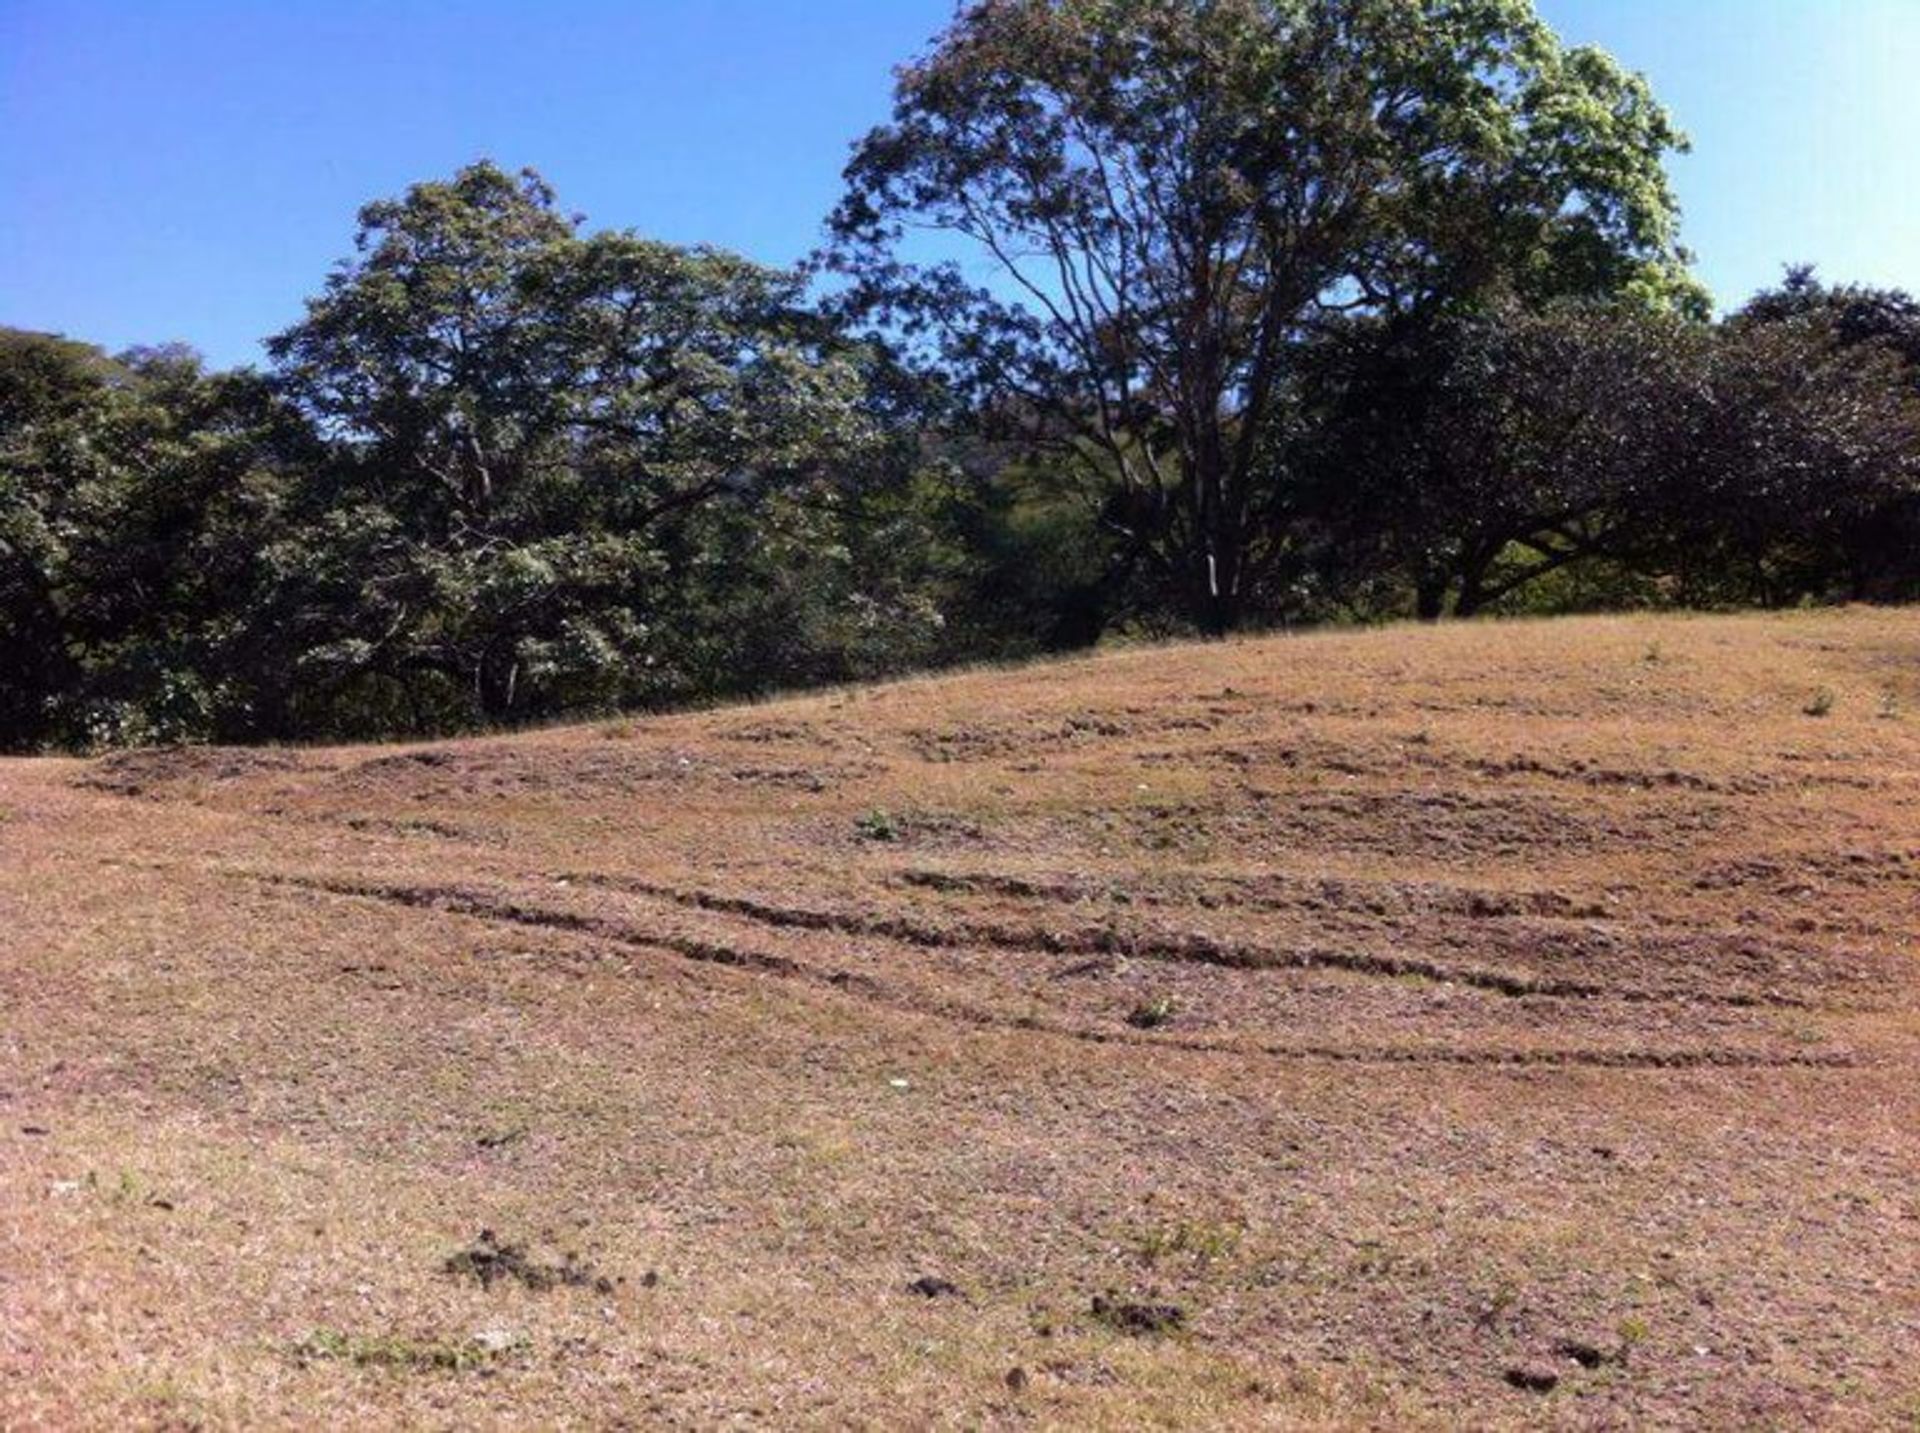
[3,609,1917,1427]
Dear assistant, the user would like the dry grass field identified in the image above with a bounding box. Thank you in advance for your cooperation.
[3,609,1918,1429]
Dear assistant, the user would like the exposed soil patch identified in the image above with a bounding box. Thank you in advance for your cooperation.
[75,746,318,798]
[247,868,1861,1070]
[1091,1296,1186,1336]
[896,864,1618,921]
[443,1230,613,1295]
[332,744,880,803]
[906,1275,965,1300]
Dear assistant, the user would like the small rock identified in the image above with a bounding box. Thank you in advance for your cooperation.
[1505,1365,1560,1394]
[471,1325,523,1355]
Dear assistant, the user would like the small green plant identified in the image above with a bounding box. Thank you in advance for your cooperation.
[854,809,900,843]
[1474,1284,1521,1330]
[1126,995,1178,1029]
[1617,1314,1651,1350]
[1803,687,1836,718]
[86,1168,147,1205]
[1133,1218,1242,1267]
[293,1327,528,1372]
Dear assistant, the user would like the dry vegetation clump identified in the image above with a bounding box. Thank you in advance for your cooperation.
[4,609,1919,1427]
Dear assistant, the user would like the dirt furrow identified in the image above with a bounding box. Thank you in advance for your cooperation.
[239,869,1855,1072]
[561,870,1809,1009]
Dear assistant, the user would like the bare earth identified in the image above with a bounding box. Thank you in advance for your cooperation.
[3,610,1917,1429]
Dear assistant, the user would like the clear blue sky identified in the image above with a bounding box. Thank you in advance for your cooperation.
[4,1,1916,369]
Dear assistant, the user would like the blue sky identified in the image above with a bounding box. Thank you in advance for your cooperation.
[3,1,1916,368]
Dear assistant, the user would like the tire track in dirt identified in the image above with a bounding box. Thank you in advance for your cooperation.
[889,865,1894,1004]
[560,871,1810,1010]
[235,869,1859,1072]
[895,864,1618,920]
[246,870,875,988]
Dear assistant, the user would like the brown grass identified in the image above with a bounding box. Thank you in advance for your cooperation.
[4,608,1919,1428]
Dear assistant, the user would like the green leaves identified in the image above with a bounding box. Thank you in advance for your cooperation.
[257,162,883,731]
[2,36,1907,752]
[827,0,1700,633]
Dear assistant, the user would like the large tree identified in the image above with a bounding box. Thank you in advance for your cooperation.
[1666,295,1920,607]
[1300,302,1706,619]
[0,329,114,743]
[1304,293,1920,618]
[0,333,303,748]
[828,0,1701,633]
[265,162,879,729]
[1729,271,1920,602]
[1736,266,1920,373]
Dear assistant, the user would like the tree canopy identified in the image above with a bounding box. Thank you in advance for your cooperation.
[828,0,1703,632]
[2,9,1916,753]
[264,162,882,728]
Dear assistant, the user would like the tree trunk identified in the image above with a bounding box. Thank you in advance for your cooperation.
[1454,578,1487,619]
[475,644,520,724]
[1454,546,1498,619]
[1185,454,1249,637]
[1198,583,1240,637]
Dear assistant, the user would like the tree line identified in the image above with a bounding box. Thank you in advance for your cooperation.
[5,0,1917,750]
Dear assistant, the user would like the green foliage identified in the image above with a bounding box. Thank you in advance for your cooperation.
[1473,549,1669,619]
[292,1327,529,1373]
[1713,270,1920,605]
[1,49,1916,753]
[0,332,301,747]
[854,809,901,843]
[1131,1217,1242,1267]
[0,329,116,742]
[1300,302,1705,619]
[257,162,883,733]
[1125,995,1179,1030]
[828,0,1700,632]
[1300,296,1920,619]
